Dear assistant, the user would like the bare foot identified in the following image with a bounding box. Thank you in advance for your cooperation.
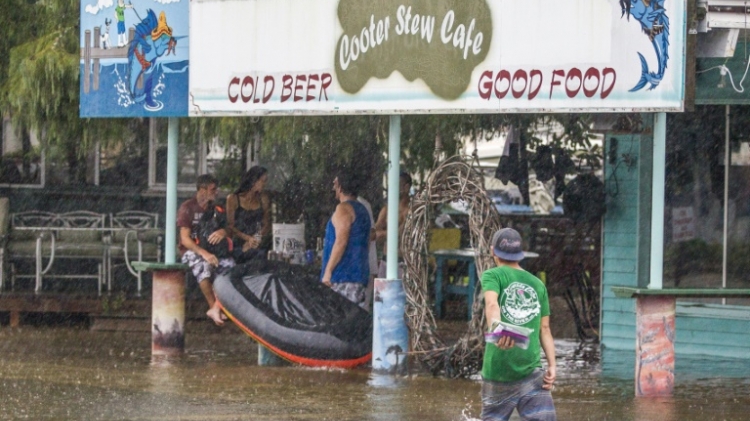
[206,306,225,326]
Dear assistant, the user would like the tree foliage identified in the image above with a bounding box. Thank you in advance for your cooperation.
[0,0,38,112]
[7,30,79,146]
[2,0,132,183]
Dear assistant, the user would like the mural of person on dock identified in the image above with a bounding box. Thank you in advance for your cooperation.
[115,0,133,47]
[80,0,189,117]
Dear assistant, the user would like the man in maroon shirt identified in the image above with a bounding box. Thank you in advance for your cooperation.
[178,174,235,325]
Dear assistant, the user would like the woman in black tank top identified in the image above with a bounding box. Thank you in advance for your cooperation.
[226,166,271,264]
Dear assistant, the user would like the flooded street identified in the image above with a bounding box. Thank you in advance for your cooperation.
[1,325,749,421]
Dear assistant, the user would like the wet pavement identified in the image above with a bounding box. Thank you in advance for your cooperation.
[1,325,749,421]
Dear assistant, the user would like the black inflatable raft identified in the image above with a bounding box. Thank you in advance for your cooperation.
[214,260,372,368]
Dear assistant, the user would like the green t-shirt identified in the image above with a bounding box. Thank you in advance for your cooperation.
[480,265,550,382]
[115,5,125,22]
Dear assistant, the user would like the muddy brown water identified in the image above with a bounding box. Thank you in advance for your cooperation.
[1,325,749,421]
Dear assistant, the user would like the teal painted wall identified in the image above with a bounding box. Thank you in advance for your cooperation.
[601,133,651,350]
[675,303,750,359]
[601,117,750,361]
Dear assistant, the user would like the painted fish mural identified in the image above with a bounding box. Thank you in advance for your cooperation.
[127,9,176,110]
[620,0,670,92]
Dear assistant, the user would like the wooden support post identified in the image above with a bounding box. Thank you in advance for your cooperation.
[93,27,100,91]
[84,30,91,94]
[9,311,20,328]
[635,295,675,397]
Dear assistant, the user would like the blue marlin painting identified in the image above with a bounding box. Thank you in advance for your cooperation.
[127,9,177,110]
[620,0,669,91]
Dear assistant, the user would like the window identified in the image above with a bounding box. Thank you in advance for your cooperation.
[2,116,249,192]
[97,119,150,188]
[148,118,201,191]
[1,116,44,187]
[147,118,248,192]
[664,105,750,306]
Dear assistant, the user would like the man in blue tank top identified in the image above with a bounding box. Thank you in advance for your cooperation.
[320,170,371,308]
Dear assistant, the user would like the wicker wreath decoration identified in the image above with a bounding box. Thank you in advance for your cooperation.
[401,155,502,378]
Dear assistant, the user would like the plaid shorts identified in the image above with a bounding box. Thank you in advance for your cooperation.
[331,282,367,309]
[181,250,235,283]
[481,368,556,421]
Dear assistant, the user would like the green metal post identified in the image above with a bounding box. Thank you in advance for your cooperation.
[386,116,401,280]
[165,118,179,264]
[372,115,408,375]
[144,118,186,356]
[722,105,730,295]
[649,113,666,289]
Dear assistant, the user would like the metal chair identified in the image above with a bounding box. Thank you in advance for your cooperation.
[108,211,162,295]
[8,210,107,294]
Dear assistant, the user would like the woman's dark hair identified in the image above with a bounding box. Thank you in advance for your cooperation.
[235,166,268,195]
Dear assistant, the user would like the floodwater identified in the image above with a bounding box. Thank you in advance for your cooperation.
[1,324,749,421]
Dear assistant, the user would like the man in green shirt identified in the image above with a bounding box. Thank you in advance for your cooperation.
[480,228,557,421]
[115,0,132,48]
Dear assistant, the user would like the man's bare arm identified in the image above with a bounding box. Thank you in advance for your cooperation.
[484,290,516,349]
[539,315,557,389]
[374,207,388,244]
[180,226,218,266]
[322,203,354,285]
[484,290,501,330]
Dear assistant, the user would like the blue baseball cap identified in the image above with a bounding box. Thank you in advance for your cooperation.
[491,228,525,261]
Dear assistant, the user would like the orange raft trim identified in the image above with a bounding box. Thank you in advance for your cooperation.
[218,298,372,369]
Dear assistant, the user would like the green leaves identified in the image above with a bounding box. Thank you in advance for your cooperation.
[7,31,79,143]
[2,0,83,148]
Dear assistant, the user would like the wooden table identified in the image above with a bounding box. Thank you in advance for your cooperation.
[433,248,478,320]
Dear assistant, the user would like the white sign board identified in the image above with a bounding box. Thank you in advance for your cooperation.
[189,0,686,116]
[672,206,695,243]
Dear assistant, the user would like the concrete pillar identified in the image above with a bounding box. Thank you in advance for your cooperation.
[132,262,187,356]
[372,278,408,375]
[635,295,675,396]
[151,268,185,355]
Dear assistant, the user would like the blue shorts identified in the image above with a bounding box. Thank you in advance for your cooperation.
[481,368,556,421]
[117,21,125,34]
